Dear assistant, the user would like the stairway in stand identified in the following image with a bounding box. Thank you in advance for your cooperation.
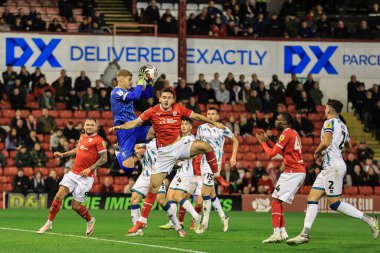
[95,0,140,33]
[341,112,380,161]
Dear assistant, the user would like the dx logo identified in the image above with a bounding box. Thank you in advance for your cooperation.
[6,37,62,67]
[284,45,338,74]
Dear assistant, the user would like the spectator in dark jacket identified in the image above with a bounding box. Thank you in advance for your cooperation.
[48,18,66,32]
[24,130,40,149]
[74,71,91,95]
[13,169,30,195]
[30,170,46,194]
[31,143,48,167]
[32,13,46,31]
[98,88,111,110]
[296,91,315,113]
[293,113,314,137]
[175,79,193,103]
[15,146,33,168]
[2,65,17,95]
[198,83,216,104]
[9,88,26,109]
[58,0,73,21]
[334,20,350,39]
[45,170,59,205]
[37,109,56,134]
[145,0,160,24]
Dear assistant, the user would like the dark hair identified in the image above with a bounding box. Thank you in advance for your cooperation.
[327,99,343,114]
[207,106,219,114]
[279,112,293,127]
[161,87,176,98]
[181,117,193,125]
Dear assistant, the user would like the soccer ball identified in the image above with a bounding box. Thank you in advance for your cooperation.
[144,64,158,81]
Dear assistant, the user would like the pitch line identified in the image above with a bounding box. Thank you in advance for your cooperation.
[0,227,208,253]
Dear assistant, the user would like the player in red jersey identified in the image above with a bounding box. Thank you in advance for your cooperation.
[256,112,306,243]
[37,118,107,236]
[109,87,229,237]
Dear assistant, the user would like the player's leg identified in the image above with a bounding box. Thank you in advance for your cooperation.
[37,185,70,234]
[210,187,229,232]
[196,183,213,234]
[262,198,283,243]
[116,129,140,171]
[159,188,176,230]
[189,141,229,186]
[174,190,201,225]
[128,183,145,237]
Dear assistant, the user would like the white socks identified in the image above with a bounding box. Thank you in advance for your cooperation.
[302,202,319,236]
[180,199,200,220]
[211,197,226,218]
[164,201,182,230]
[202,196,212,226]
[130,205,141,225]
[337,202,364,220]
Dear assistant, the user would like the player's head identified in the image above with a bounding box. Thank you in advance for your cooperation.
[83,118,98,135]
[181,117,193,136]
[160,87,176,109]
[117,69,133,89]
[325,99,343,117]
[206,107,219,122]
[274,112,293,131]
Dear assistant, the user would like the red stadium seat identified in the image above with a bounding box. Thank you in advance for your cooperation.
[4,167,18,176]
[20,109,30,118]
[46,159,60,168]
[343,186,359,195]
[287,105,296,113]
[0,176,12,184]
[220,104,233,112]
[285,97,293,105]
[6,159,15,167]
[48,111,59,118]
[36,167,49,177]
[0,168,3,175]
[114,185,125,193]
[245,153,257,161]
[74,110,87,118]
[56,103,66,110]
[0,118,10,125]
[241,161,251,169]
[374,187,380,195]
[3,184,13,192]
[244,134,258,145]
[2,150,9,158]
[359,186,374,195]
[224,144,233,153]
[256,153,269,161]
[99,176,114,185]
[232,104,245,112]
[88,111,101,119]
[24,167,34,176]
[40,143,50,151]
[303,153,314,162]
[316,105,325,113]
[301,137,313,146]
[239,145,250,153]
[97,167,110,176]
[299,185,312,194]
[59,110,73,118]
[90,184,102,193]
[199,104,206,112]
[102,111,113,119]
[114,177,128,185]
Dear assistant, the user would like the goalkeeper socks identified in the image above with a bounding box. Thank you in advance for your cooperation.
[205,151,218,173]
[180,198,200,220]
[139,192,157,223]
[163,201,181,230]
[211,196,225,218]
[271,200,281,230]
[131,204,141,225]
[302,201,319,236]
[48,199,62,222]
[75,205,92,222]
[178,205,187,223]
[336,202,364,219]
[202,196,212,226]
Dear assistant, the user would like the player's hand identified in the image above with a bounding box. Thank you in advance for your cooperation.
[54,152,64,158]
[137,66,147,85]
[314,151,321,159]
[80,168,92,177]
[108,126,116,133]
[214,122,225,129]
[230,157,237,167]
[255,133,265,143]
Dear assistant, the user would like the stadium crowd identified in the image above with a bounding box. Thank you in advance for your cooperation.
[140,0,380,39]
[0,63,379,197]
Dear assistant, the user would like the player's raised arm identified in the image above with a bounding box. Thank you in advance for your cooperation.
[191,112,225,129]
[54,147,77,158]
[256,130,284,158]
[230,135,239,166]
[109,118,142,132]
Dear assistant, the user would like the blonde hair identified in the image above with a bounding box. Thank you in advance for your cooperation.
[117,69,132,77]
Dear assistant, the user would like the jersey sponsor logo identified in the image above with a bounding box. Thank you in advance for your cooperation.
[79,144,89,151]
[173,111,177,116]
[88,138,93,142]
[116,90,124,96]
[279,134,285,141]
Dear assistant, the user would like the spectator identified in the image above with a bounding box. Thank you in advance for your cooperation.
[345,153,360,176]
[374,101,380,141]
[215,83,230,104]
[48,18,66,32]
[303,74,315,94]
[293,113,314,137]
[58,0,73,22]
[33,76,55,99]
[0,151,6,169]
[230,84,242,105]
[124,177,136,194]
[90,22,105,34]
[63,121,80,142]
[16,8,28,25]
[11,17,23,31]
[82,0,97,17]
[262,91,276,113]
[198,82,216,104]
[258,113,272,130]
[37,109,56,135]
[240,0,255,25]
[18,66,31,89]
[45,170,59,205]
[269,74,285,92]
[65,89,81,110]
[175,79,193,103]
[224,72,237,91]
[52,77,69,102]
[237,74,247,88]
[306,166,320,185]
[225,115,240,135]
[247,90,262,113]
[0,17,10,31]
[364,158,379,174]
[240,83,252,104]
[25,130,39,149]
[78,17,91,32]
[13,169,30,195]
[269,79,285,105]
[92,10,105,27]
[2,65,17,95]
[250,73,261,90]
[24,19,34,31]
[351,165,366,186]
[100,177,115,194]
[238,114,253,136]
[221,162,240,193]
[365,167,380,187]
[368,3,380,32]
[267,13,284,37]
[298,20,314,38]
[49,129,62,151]
[32,13,46,31]
[195,11,210,35]
[53,69,72,89]
[347,75,360,104]
[159,14,177,34]
[5,128,21,151]
[187,13,197,35]
[210,17,227,37]
[257,172,274,194]
[98,88,111,110]
[286,73,300,97]
[257,81,267,98]
[363,90,375,132]
[74,71,91,95]
[316,14,331,38]
[15,119,29,140]
[194,73,206,98]
[9,88,26,109]
[82,87,99,110]
[254,13,267,37]
[334,20,350,39]
[296,91,315,113]
[30,68,45,90]
[186,96,201,114]
[241,26,256,37]
[208,73,221,91]
[356,20,373,39]
[357,141,374,162]
[39,90,56,110]
[2,7,15,26]
[15,146,33,168]
[30,170,46,194]
[309,82,323,105]
[31,143,48,167]
[26,115,37,132]
[145,0,160,24]
[241,171,255,194]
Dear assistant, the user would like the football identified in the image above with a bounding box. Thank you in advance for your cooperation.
[144,64,158,81]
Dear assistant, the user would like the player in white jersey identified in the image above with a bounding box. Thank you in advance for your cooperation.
[128,139,170,236]
[159,117,202,230]
[195,107,239,234]
[287,99,379,245]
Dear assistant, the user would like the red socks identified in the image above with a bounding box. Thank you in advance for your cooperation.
[280,202,286,227]
[141,192,157,219]
[75,205,92,222]
[48,199,62,221]
[205,151,218,173]
[178,206,187,223]
[271,200,281,228]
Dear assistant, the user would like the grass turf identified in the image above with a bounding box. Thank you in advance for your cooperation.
[0,209,378,253]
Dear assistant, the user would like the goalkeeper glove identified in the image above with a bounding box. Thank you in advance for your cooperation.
[137,66,147,86]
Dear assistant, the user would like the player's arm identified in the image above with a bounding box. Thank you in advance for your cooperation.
[314,132,332,158]
[191,112,225,129]
[54,148,77,158]
[141,85,153,99]
[230,135,239,167]
[80,151,108,177]
[255,131,283,158]
[109,118,142,132]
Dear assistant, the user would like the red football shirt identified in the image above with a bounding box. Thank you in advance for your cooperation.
[72,134,107,177]
[138,103,193,147]
[275,128,305,173]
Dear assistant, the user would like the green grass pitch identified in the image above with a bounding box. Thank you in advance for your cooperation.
[0,209,378,253]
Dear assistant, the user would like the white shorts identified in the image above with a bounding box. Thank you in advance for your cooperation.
[60,171,94,203]
[131,174,166,197]
[169,174,197,193]
[152,138,193,175]
[312,166,346,196]
[202,172,215,187]
[189,176,202,196]
[200,156,221,187]
[272,173,306,204]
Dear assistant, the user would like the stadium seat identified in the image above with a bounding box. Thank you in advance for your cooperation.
[232,104,246,112]
[220,104,233,112]
[343,186,359,195]
[239,145,250,153]
[90,184,102,193]
[0,143,4,151]
[0,168,3,175]
[59,110,73,118]
[374,187,380,195]
[33,110,43,118]
[245,153,256,161]
[287,105,296,113]
[20,109,30,118]
[301,137,313,146]
[6,159,15,167]
[244,134,258,145]
[236,135,244,144]
[101,111,113,119]
[3,184,13,192]
[308,113,320,122]
[4,167,18,176]
[97,167,110,176]
[48,111,59,118]
[256,153,269,161]
[41,143,50,151]
[241,160,251,169]
[224,144,233,153]
[359,186,374,195]
[88,111,101,119]
[285,97,293,105]
[0,176,12,184]
[2,150,9,158]
[74,110,87,118]
[99,176,114,185]
[114,185,125,193]
[303,153,314,162]
[29,102,39,109]
[206,104,219,110]
[114,177,128,185]
[2,109,15,118]
[0,118,9,125]
[316,105,325,113]
[46,159,60,168]
[36,167,49,177]
[300,185,312,194]
[24,167,34,176]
